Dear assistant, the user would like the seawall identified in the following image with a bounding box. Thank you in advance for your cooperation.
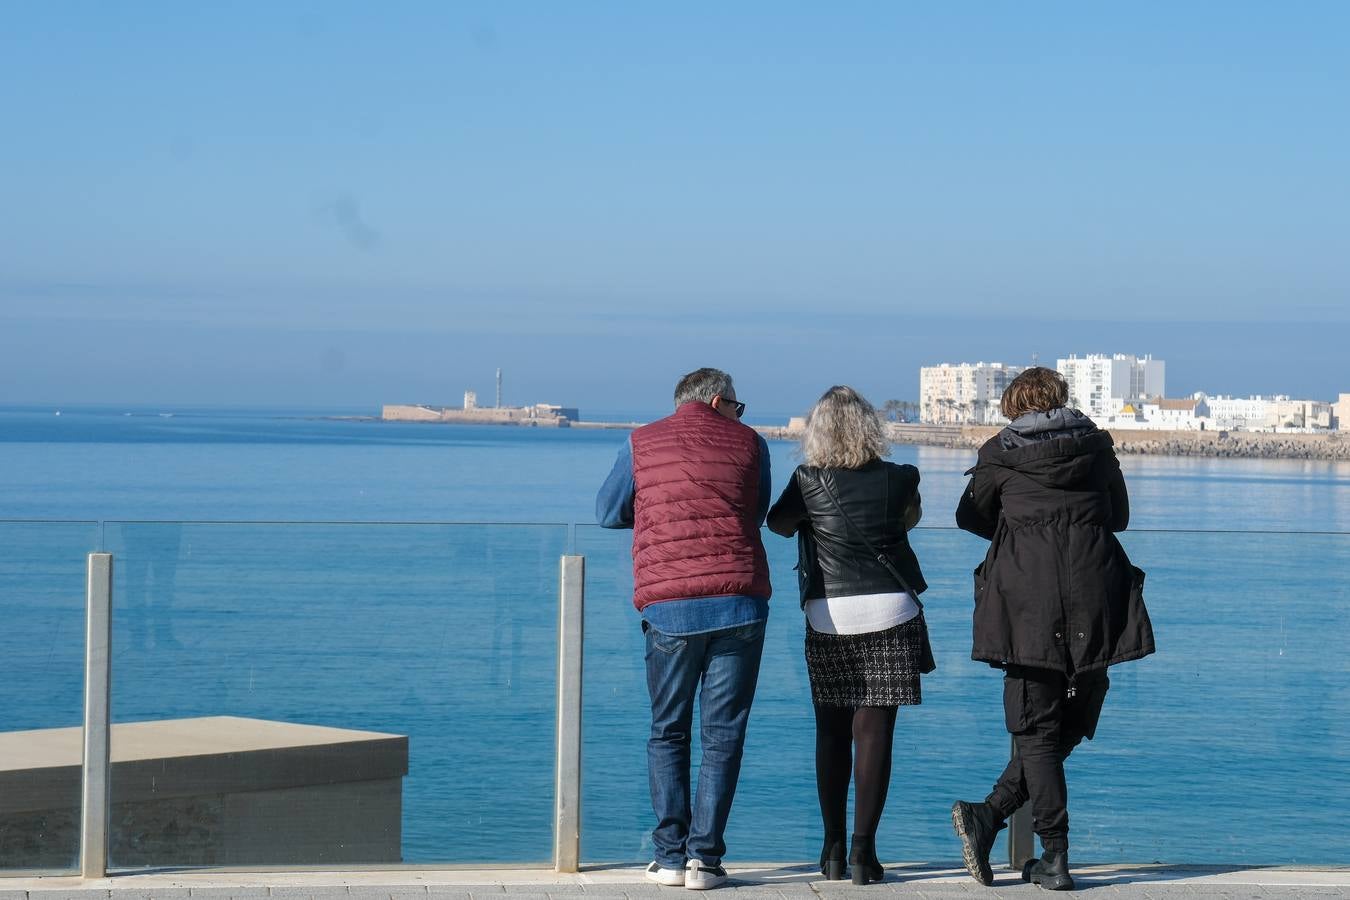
[572,421,800,441]
[379,414,1348,460]
[886,423,1350,461]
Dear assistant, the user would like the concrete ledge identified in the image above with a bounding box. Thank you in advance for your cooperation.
[0,718,408,868]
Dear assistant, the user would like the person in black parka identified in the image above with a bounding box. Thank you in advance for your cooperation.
[949,368,1154,892]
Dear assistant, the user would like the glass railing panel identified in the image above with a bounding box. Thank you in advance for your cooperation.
[573,524,667,863]
[101,522,566,870]
[1065,529,1350,865]
[574,524,1002,865]
[0,521,101,876]
[576,524,1350,866]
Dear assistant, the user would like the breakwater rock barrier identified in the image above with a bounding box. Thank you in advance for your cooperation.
[885,424,1350,461]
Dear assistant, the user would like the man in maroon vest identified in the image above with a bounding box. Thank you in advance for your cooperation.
[597,367,773,890]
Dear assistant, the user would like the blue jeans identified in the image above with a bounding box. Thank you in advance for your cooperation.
[644,619,767,869]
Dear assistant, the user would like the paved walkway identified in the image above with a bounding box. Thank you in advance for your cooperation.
[3,864,1347,900]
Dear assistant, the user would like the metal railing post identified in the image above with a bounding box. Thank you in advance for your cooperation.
[553,555,585,872]
[1007,736,1034,871]
[81,553,113,879]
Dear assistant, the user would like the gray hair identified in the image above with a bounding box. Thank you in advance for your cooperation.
[674,367,734,407]
[802,385,889,469]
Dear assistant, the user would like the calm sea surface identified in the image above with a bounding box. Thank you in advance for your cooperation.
[2,405,1348,868]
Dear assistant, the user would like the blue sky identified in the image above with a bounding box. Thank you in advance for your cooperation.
[1,3,1346,415]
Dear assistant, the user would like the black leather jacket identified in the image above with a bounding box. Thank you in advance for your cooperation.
[767,460,927,607]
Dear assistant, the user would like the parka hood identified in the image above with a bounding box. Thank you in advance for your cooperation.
[978,408,1114,490]
[999,407,1097,447]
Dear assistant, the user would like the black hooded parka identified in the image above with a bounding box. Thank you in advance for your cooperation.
[956,409,1155,675]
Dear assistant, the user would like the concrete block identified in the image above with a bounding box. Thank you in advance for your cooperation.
[223,778,402,865]
[0,718,407,869]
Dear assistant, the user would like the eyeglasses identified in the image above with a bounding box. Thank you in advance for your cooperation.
[719,398,746,419]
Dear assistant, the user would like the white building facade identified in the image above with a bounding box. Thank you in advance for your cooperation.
[1333,394,1350,431]
[1269,397,1332,430]
[1198,394,1333,431]
[920,362,1026,425]
[1056,354,1165,419]
[1201,395,1278,430]
[1100,397,1209,430]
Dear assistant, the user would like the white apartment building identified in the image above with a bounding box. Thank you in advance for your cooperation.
[1056,354,1165,418]
[920,362,1025,425]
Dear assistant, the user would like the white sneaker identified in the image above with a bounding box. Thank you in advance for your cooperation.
[684,858,728,890]
[645,861,686,886]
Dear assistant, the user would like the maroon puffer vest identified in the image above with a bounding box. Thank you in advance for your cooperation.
[629,402,771,610]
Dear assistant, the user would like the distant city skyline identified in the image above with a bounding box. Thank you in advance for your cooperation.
[2,4,1347,412]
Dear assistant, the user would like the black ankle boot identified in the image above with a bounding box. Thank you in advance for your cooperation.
[1022,849,1074,891]
[848,834,884,885]
[819,831,847,880]
[950,800,1005,886]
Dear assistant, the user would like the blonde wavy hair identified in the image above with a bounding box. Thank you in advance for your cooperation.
[802,385,889,469]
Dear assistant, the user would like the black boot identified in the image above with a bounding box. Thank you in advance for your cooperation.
[1022,849,1074,891]
[950,800,1005,886]
[819,831,847,880]
[849,834,884,885]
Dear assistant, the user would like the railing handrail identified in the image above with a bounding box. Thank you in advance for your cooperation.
[2,518,1348,536]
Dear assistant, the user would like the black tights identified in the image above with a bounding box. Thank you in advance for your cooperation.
[814,704,899,838]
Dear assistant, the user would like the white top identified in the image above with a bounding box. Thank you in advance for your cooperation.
[804,592,921,636]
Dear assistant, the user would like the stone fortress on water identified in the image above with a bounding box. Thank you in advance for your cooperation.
[383,368,580,428]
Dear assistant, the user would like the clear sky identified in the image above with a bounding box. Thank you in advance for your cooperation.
[2,3,1347,415]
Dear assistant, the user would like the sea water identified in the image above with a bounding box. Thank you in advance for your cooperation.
[1,406,1347,868]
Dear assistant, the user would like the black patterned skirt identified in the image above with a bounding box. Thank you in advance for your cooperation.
[805,614,932,708]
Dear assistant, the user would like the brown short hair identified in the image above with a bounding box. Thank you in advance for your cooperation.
[1001,367,1069,420]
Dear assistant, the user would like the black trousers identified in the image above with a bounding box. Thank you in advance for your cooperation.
[985,665,1109,853]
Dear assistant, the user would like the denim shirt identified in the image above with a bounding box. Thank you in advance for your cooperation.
[596,433,772,636]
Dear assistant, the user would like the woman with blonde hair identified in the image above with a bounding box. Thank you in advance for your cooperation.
[768,385,933,885]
